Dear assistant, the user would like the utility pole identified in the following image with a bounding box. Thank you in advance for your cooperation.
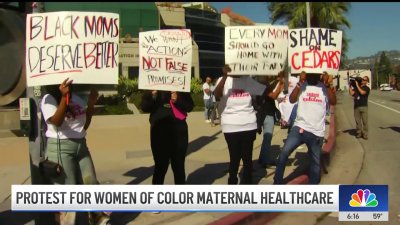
[306,2,311,28]
[26,2,55,224]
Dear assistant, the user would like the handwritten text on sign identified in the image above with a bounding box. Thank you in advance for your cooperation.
[225,25,288,76]
[26,12,119,87]
[289,28,342,75]
[138,30,192,92]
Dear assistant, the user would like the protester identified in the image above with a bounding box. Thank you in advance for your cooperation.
[286,71,307,133]
[141,90,194,184]
[213,65,268,184]
[349,76,370,139]
[209,83,219,127]
[203,76,213,123]
[273,72,336,184]
[257,72,285,168]
[41,78,109,225]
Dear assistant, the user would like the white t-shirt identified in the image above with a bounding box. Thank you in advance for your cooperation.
[294,83,328,137]
[216,76,266,133]
[41,93,87,139]
[203,82,211,100]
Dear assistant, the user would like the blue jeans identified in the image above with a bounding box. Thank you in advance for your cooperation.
[258,115,275,165]
[274,126,324,184]
[204,99,210,120]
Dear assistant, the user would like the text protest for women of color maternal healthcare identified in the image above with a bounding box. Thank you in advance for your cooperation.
[26,12,119,87]
[289,28,342,75]
[225,25,288,75]
[138,29,192,92]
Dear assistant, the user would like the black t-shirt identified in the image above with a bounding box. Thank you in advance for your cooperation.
[260,81,279,116]
[353,86,370,108]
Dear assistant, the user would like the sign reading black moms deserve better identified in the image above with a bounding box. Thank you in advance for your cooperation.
[138,29,192,92]
[289,28,342,75]
[225,25,288,75]
[26,12,119,87]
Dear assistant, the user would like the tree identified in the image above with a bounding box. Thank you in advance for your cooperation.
[377,51,393,85]
[268,2,351,59]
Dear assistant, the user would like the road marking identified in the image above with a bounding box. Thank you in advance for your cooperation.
[369,100,400,114]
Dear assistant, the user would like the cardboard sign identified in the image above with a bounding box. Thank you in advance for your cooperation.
[26,12,119,87]
[289,28,342,75]
[225,25,288,76]
[138,29,192,92]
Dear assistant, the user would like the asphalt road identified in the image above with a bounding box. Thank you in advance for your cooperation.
[318,90,400,224]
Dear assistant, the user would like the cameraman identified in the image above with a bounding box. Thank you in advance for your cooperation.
[349,76,370,139]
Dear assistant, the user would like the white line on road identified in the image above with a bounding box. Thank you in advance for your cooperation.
[369,100,400,115]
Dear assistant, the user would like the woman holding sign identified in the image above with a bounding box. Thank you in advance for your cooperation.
[213,65,268,184]
[141,90,194,184]
[41,79,109,225]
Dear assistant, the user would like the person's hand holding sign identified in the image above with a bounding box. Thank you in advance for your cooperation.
[171,91,178,103]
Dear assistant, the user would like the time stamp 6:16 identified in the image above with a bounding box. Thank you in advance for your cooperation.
[339,212,388,221]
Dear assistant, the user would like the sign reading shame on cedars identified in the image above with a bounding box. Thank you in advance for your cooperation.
[288,28,342,75]
[138,29,192,92]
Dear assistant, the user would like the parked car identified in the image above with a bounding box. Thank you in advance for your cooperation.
[380,84,393,91]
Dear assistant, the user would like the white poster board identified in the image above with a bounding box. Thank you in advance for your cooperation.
[138,29,192,92]
[288,28,342,75]
[225,25,288,76]
[26,11,119,87]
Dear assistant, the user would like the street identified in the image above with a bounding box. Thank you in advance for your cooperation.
[318,90,400,224]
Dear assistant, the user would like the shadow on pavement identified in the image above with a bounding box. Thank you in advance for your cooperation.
[379,126,400,133]
[109,212,141,225]
[186,162,229,184]
[124,131,222,185]
[342,128,358,137]
[0,211,56,225]
[125,166,154,185]
[186,130,222,156]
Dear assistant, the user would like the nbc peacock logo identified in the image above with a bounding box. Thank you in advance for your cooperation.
[349,189,378,207]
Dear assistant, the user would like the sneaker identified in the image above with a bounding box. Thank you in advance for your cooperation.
[356,133,362,138]
[152,211,161,214]
[362,135,368,140]
[205,119,211,123]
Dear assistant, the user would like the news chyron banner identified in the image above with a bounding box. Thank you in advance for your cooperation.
[138,29,192,92]
[26,12,119,87]
[288,28,342,75]
[12,185,388,221]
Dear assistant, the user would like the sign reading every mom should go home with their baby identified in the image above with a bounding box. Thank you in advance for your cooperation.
[289,28,342,75]
[26,11,120,87]
[138,29,192,92]
[225,25,288,76]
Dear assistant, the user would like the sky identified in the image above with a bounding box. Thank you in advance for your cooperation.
[211,2,400,59]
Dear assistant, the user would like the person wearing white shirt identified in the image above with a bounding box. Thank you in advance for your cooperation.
[274,72,336,184]
[41,78,110,224]
[214,65,267,184]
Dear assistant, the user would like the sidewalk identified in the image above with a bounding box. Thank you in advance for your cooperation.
[0,111,322,225]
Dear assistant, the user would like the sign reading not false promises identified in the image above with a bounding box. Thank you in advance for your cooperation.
[138,29,192,92]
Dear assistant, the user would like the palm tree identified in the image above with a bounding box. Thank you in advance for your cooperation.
[268,2,351,60]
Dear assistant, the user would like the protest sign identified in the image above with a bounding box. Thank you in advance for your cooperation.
[138,29,192,92]
[225,25,288,76]
[26,11,119,87]
[288,28,342,75]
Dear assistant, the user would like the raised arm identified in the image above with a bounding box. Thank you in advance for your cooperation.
[48,78,73,127]
[213,65,231,101]
[84,88,99,130]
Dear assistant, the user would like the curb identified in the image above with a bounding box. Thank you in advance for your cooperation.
[207,106,336,225]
